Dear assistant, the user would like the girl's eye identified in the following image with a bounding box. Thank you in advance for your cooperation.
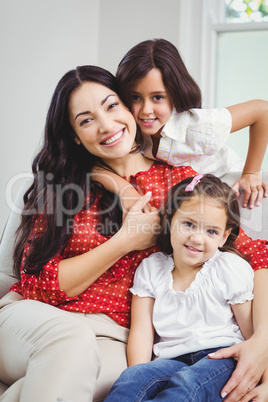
[183,221,194,228]
[153,95,164,101]
[132,94,141,102]
[207,229,218,236]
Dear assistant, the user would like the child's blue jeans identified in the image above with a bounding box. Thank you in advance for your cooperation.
[104,347,236,401]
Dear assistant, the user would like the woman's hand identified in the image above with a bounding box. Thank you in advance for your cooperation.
[208,337,267,401]
[240,382,268,402]
[240,368,268,402]
[118,192,160,251]
[232,173,268,209]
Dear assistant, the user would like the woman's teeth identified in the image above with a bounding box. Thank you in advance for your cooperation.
[103,130,123,145]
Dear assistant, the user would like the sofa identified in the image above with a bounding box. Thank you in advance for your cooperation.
[0,172,267,398]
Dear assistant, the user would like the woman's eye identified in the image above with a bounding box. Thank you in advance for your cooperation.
[108,102,119,110]
[80,118,92,126]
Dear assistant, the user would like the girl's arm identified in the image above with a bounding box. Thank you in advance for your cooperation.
[58,193,159,297]
[227,100,268,209]
[91,166,142,217]
[127,295,155,366]
[230,300,253,341]
[209,268,268,402]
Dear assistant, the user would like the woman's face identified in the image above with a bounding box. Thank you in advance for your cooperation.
[69,82,137,163]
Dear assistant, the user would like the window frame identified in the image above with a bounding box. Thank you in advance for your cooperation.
[201,0,268,107]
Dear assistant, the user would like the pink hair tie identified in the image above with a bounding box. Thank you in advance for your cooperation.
[185,175,204,192]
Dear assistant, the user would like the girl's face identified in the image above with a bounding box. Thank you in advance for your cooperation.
[170,197,231,271]
[131,68,173,137]
[69,82,137,163]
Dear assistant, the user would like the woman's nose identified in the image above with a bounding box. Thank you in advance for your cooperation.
[98,115,115,133]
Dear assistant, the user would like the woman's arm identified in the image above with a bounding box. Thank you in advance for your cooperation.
[127,295,155,366]
[209,268,268,402]
[58,193,160,297]
[227,100,268,208]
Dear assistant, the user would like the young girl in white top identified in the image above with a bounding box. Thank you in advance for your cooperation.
[105,174,255,402]
[116,38,268,209]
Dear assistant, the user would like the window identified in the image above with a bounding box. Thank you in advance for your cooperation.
[195,0,268,169]
[225,0,268,23]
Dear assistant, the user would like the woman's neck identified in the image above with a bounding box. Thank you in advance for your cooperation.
[104,152,154,181]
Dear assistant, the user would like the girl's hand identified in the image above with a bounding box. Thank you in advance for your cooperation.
[118,192,160,250]
[232,173,268,209]
[208,338,267,401]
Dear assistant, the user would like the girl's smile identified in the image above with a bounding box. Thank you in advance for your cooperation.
[171,197,231,272]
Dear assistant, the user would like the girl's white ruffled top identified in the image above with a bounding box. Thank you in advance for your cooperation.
[130,250,254,360]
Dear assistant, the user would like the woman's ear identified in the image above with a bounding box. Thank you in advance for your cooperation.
[220,228,232,247]
[71,130,81,145]
[74,136,81,145]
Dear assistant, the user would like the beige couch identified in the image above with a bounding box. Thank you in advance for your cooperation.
[0,173,267,398]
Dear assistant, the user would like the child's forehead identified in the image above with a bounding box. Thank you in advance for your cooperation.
[177,196,224,216]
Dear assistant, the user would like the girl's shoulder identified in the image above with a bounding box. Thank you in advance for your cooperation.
[208,251,254,304]
[134,252,173,288]
[208,251,254,286]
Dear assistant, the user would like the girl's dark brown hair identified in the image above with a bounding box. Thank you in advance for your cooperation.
[159,174,241,255]
[116,38,202,113]
[13,65,140,277]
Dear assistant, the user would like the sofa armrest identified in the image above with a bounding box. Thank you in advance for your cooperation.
[0,177,33,298]
[221,171,268,241]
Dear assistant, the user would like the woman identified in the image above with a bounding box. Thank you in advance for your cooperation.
[0,66,267,402]
[0,65,196,402]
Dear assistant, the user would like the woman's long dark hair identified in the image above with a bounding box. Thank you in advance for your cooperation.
[116,38,202,113]
[159,174,241,256]
[13,66,136,277]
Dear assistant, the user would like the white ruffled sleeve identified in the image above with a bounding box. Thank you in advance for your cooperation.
[211,252,254,305]
[130,252,168,298]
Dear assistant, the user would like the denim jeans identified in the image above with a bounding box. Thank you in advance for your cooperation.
[105,347,236,402]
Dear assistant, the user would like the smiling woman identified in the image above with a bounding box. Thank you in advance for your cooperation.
[0,64,198,402]
[69,81,136,161]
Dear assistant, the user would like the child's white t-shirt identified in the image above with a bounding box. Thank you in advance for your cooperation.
[142,108,244,177]
[130,250,254,360]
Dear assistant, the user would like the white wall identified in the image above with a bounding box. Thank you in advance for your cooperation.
[0,0,100,236]
[98,0,181,74]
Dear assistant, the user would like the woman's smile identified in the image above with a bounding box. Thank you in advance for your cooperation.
[100,128,125,146]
